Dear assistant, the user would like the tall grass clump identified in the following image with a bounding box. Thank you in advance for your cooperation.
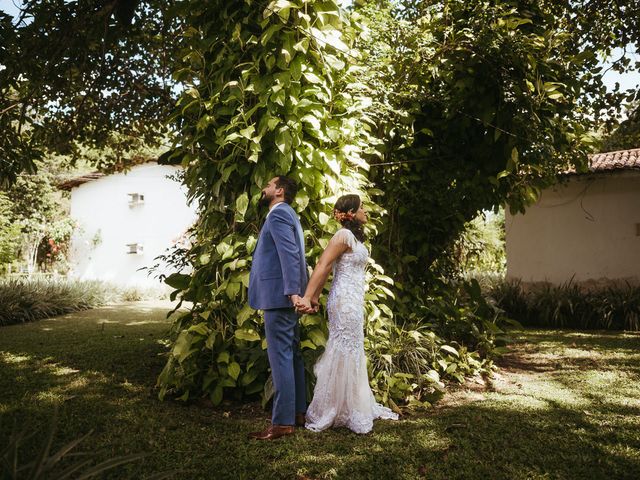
[492,280,640,331]
[0,279,117,326]
[0,407,178,479]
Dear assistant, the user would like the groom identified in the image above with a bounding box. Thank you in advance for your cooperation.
[247,176,308,440]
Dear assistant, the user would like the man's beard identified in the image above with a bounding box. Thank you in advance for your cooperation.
[258,191,272,208]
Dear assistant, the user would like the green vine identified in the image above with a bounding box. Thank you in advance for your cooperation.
[157,0,396,405]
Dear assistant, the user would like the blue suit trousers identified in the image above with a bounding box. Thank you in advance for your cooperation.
[264,307,307,425]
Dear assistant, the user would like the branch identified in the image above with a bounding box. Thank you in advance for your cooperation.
[0,103,20,116]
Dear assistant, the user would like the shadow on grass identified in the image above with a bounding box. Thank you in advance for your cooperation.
[501,329,640,374]
[1,316,639,479]
[0,302,176,386]
[279,401,640,480]
[510,329,640,355]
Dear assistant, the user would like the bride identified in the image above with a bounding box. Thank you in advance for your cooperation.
[295,194,399,434]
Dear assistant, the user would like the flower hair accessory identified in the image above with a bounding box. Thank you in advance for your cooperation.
[333,209,355,223]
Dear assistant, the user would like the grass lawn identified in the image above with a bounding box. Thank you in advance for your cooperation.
[1,301,639,479]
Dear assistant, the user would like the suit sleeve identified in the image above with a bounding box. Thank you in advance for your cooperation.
[269,208,302,296]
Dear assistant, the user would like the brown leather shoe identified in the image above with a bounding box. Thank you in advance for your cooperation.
[248,424,295,440]
[295,413,306,427]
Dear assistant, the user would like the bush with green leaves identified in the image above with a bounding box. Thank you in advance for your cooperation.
[367,277,516,404]
[0,193,21,270]
[153,0,546,409]
[0,158,75,275]
[492,280,640,331]
[155,0,389,405]
[0,279,133,327]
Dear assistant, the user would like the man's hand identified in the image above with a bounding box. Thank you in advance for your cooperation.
[290,294,303,308]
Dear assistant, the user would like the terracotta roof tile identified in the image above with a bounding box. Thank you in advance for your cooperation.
[57,158,160,190]
[57,172,106,190]
[590,147,640,171]
[564,147,640,175]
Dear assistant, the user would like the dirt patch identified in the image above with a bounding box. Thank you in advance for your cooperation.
[498,351,560,373]
[434,341,558,410]
[499,340,610,374]
[433,374,493,409]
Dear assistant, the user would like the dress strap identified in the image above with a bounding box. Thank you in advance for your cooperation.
[330,228,358,251]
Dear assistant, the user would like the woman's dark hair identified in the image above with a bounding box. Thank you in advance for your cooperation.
[275,175,298,204]
[334,194,366,242]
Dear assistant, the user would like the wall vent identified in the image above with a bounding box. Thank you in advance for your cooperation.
[126,243,144,254]
[128,193,145,207]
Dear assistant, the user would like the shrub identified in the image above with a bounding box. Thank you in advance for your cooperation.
[157,276,517,409]
[364,278,518,408]
[0,279,116,326]
[492,280,640,331]
[0,278,173,327]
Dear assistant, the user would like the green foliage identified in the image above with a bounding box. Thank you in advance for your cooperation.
[0,407,176,480]
[362,274,519,405]
[0,278,168,327]
[367,322,464,409]
[565,1,640,133]
[0,1,177,184]
[440,208,506,278]
[438,279,516,356]
[362,0,604,284]
[601,103,640,152]
[0,279,118,326]
[0,160,75,273]
[493,280,640,331]
[156,0,391,405]
[157,0,537,409]
[0,193,21,267]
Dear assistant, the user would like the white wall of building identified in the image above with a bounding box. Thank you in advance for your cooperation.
[506,171,640,285]
[68,163,198,287]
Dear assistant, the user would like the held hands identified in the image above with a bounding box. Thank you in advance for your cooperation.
[292,295,319,314]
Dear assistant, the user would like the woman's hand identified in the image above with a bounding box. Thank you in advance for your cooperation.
[295,296,317,314]
[310,296,320,313]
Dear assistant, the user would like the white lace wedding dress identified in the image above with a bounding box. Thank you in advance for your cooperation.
[305,228,399,434]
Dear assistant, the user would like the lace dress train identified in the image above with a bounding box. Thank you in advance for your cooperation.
[305,229,398,434]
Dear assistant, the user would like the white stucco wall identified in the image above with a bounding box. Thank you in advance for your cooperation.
[68,163,198,287]
[505,171,640,285]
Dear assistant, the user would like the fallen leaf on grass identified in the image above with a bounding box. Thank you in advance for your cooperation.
[445,423,467,432]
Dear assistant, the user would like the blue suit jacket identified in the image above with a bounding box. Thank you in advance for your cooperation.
[248,203,308,310]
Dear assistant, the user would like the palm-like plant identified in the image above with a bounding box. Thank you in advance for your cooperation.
[1,408,178,480]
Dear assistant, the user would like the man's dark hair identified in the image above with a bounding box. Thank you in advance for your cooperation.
[275,176,298,204]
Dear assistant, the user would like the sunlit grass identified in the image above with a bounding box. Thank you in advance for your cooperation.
[1,306,639,479]
[0,352,31,363]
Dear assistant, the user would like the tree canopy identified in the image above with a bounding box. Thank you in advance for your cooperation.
[602,103,640,151]
[0,0,178,185]
[1,1,638,185]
